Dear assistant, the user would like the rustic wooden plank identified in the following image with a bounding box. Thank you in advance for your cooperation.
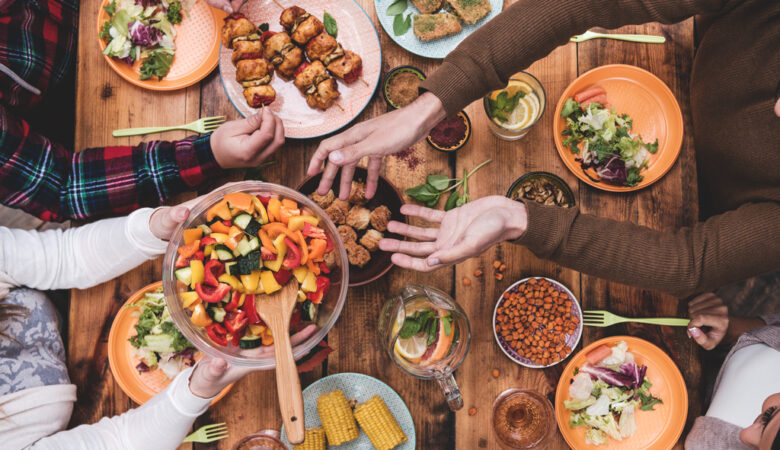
[576,21,700,448]
[452,42,578,449]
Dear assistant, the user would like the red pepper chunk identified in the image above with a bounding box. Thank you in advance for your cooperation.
[224,290,242,311]
[319,262,330,274]
[283,237,302,270]
[302,222,327,240]
[195,283,231,303]
[260,247,276,261]
[206,323,228,346]
[273,269,292,285]
[224,310,248,334]
[306,276,331,304]
[200,236,217,246]
[175,250,203,269]
[243,294,263,324]
[204,260,225,287]
[325,235,334,252]
[256,194,271,205]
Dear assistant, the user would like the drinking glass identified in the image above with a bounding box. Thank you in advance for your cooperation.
[491,389,556,449]
[483,72,546,141]
[378,284,471,411]
[231,429,286,450]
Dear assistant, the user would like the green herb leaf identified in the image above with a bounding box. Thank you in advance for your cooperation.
[444,191,459,211]
[561,98,580,117]
[426,174,450,191]
[399,318,421,338]
[323,12,337,38]
[495,91,508,110]
[392,12,412,35]
[425,195,440,207]
[573,366,580,375]
[639,396,663,411]
[386,0,407,16]
[258,22,269,32]
[492,109,508,122]
[99,20,112,40]
[442,314,452,336]
[139,51,173,81]
[103,0,117,16]
[405,183,439,203]
[166,0,183,24]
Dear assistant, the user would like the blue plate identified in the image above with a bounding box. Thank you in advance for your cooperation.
[280,372,416,449]
[373,0,504,59]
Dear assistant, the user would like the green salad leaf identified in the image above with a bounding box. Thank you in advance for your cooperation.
[166,0,183,24]
[140,51,173,80]
[104,0,117,16]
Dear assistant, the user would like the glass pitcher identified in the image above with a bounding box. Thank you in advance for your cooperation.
[378,285,471,411]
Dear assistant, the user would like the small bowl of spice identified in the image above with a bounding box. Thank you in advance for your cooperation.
[383,65,426,109]
[506,171,575,208]
[426,111,471,152]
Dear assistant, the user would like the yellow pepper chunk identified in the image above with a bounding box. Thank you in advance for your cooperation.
[248,324,266,336]
[209,233,228,244]
[293,266,309,284]
[189,260,204,289]
[301,270,317,292]
[264,234,288,272]
[241,270,261,292]
[180,291,201,309]
[252,196,270,224]
[260,270,281,294]
[288,215,319,232]
[218,274,243,291]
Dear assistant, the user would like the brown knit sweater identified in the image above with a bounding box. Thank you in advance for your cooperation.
[420,0,780,297]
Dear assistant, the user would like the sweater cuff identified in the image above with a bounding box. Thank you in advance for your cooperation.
[125,208,169,257]
[513,201,579,258]
[167,367,214,417]
[420,61,483,116]
[175,134,223,187]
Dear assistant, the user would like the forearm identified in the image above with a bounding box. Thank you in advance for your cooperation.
[725,317,766,343]
[514,201,780,298]
[0,208,167,290]
[32,368,213,450]
[421,0,726,114]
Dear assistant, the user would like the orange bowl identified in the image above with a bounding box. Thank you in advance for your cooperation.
[555,336,688,449]
[107,281,233,405]
[96,0,225,90]
[553,64,684,192]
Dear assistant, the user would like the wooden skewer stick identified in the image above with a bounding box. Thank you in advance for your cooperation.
[334,101,345,112]
[271,0,284,9]
[358,76,369,87]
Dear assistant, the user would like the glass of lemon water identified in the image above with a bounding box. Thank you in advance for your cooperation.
[378,285,471,411]
[483,72,546,141]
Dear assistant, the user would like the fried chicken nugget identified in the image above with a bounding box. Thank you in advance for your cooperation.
[309,190,335,209]
[337,225,357,243]
[369,206,391,232]
[346,240,371,268]
[347,181,368,204]
[346,206,371,230]
[360,229,383,252]
[324,199,349,224]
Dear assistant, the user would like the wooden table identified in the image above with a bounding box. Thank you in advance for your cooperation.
[70,1,701,448]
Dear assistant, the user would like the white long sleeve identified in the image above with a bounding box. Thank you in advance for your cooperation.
[0,208,168,292]
[30,367,215,450]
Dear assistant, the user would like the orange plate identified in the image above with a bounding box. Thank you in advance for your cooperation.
[555,336,688,450]
[97,1,226,90]
[107,281,233,405]
[219,0,382,139]
[553,65,684,192]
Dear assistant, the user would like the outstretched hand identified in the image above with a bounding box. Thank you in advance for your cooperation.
[306,92,446,200]
[210,108,285,169]
[378,196,528,271]
[188,324,318,398]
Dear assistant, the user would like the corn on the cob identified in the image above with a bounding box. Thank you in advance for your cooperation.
[317,390,359,445]
[353,395,407,450]
[293,427,327,450]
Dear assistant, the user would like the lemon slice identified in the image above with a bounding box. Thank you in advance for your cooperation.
[394,333,428,362]
[507,79,533,95]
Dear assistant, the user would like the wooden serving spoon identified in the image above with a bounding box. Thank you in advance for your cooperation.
[253,280,305,444]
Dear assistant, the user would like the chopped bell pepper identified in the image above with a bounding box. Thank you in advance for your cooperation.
[306,258,321,276]
[248,323,266,335]
[244,293,262,324]
[260,270,281,294]
[267,197,281,222]
[283,237,302,270]
[281,199,298,210]
[240,270,261,292]
[289,215,320,232]
[205,323,228,346]
[224,310,248,333]
[262,222,299,242]
[206,199,232,222]
[258,229,277,254]
[191,303,213,327]
[224,192,254,213]
[273,269,292,285]
[256,194,271,205]
[177,240,200,258]
[204,260,224,287]
[301,222,326,238]
[180,291,201,309]
[301,270,317,292]
[175,250,203,269]
[295,231,308,264]
[189,260,204,289]
[264,234,288,272]
[209,232,229,243]
[308,238,328,262]
[218,273,243,291]
[224,291,242,311]
[253,196,270,223]
[260,247,276,261]
[201,236,217,246]
[195,282,231,303]
[292,266,308,283]
[307,276,331,304]
[279,206,300,225]
[182,228,203,245]
[210,221,231,234]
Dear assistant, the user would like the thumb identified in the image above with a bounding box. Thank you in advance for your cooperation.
[149,205,190,240]
[687,326,716,349]
[230,112,264,136]
[203,357,229,381]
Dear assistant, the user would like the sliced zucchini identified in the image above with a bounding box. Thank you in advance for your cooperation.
[197,224,212,235]
[208,306,226,323]
[214,244,234,261]
[236,237,252,256]
[225,261,239,276]
[234,213,253,230]
[239,335,262,349]
[237,250,261,275]
[301,300,318,322]
[244,220,262,238]
[248,237,260,251]
[174,267,193,286]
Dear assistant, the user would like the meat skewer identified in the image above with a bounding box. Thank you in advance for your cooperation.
[222,14,277,108]
[293,61,341,110]
[262,31,305,78]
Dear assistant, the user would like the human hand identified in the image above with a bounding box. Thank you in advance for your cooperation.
[188,324,318,398]
[378,196,528,271]
[204,0,243,13]
[687,293,729,350]
[307,92,447,200]
[210,108,285,169]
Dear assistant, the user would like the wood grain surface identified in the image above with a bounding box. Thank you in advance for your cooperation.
[70,0,700,448]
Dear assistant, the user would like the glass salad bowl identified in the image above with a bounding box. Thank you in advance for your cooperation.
[162,182,349,368]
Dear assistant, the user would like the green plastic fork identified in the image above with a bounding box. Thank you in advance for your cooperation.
[182,423,228,443]
[582,310,690,327]
[570,30,666,44]
[112,116,225,137]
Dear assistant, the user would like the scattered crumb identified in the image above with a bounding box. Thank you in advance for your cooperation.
[498,264,506,272]
[474,269,483,277]
[495,273,503,281]
[468,407,477,416]
[493,260,502,269]
[491,369,499,378]
[462,277,471,286]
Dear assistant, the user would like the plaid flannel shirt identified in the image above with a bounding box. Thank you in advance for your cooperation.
[0,0,223,221]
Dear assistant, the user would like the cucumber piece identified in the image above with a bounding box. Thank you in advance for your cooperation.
[244,219,262,237]
[234,213,253,230]
[208,306,226,323]
[301,299,318,322]
[197,224,212,235]
[248,237,260,251]
[214,244,234,261]
[174,267,193,286]
[237,250,261,275]
[236,237,252,256]
[225,261,239,276]
[239,335,262,349]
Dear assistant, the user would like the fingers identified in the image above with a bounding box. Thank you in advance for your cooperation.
[317,160,342,196]
[687,313,728,350]
[391,253,444,272]
[338,164,356,201]
[245,108,277,153]
[231,111,264,135]
[427,241,479,267]
[399,204,445,223]
[291,324,318,347]
[688,293,726,315]
[254,114,285,163]
[365,157,382,199]
[379,238,437,256]
[686,326,719,350]
[307,124,370,176]
[149,205,190,240]
[206,0,233,13]
[386,221,439,241]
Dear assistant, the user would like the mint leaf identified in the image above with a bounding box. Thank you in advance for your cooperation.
[323,12,337,38]
[104,0,117,16]
[444,191,459,211]
[393,12,412,36]
[405,183,439,203]
[399,318,421,339]
[426,174,450,191]
[386,0,407,16]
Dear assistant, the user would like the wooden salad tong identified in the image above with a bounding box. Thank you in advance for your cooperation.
[253,280,305,444]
